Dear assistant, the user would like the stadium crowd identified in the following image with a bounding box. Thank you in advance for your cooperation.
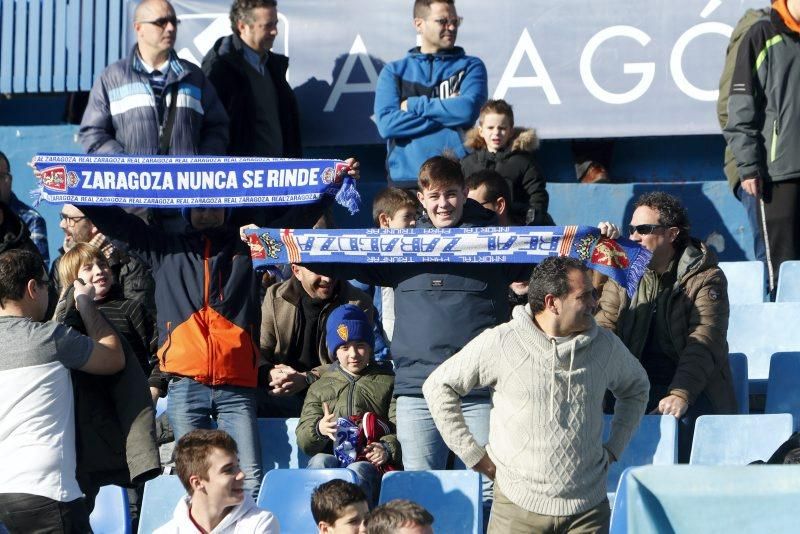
[2,0,798,532]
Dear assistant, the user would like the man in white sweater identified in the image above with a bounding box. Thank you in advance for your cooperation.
[423,256,649,533]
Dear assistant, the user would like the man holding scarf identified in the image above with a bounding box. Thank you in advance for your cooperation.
[596,191,737,462]
[74,159,359,499]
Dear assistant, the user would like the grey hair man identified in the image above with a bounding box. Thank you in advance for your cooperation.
[202,0,302,158]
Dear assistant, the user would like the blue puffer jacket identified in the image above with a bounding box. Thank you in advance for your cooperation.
[79,46,229,156]
[310,199,531,397]
[374,47,487,188]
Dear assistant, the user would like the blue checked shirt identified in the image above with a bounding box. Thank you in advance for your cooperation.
[9,192,49,267]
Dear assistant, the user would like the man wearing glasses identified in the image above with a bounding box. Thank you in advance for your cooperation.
[78,0,228,172]
[0,151,49,267]
[52,204,155,316]
[596,191,737,461]
[374,0,488,189]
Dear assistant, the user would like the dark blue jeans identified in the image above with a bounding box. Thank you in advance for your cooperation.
[0,494,90,534]
[167,378,263,498]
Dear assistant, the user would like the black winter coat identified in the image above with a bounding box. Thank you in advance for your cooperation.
[461,128,550,225]
[202,34,302,158]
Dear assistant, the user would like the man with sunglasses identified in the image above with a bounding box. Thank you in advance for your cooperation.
[374,0,487,189]
[79,0,228,164]
[596,192,737,462]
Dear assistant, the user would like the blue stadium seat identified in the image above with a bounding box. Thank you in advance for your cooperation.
[719,261,765,305]
[624,465,800,532]
[776,261,800,302]
[728,303,800,393]
[378,471,482,534]
[90,485,130,534]
[257,418,309,472]
[602,415,677,497]
[138,475,185,534]
[765,352,800,430]
[729,353,750,414]
[257,468,357,534]
[0,522,8,534]
[609,467,634,534]
[689,414,794,465]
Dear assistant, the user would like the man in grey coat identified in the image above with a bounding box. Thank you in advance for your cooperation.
[79,0,229,231]
[79,0,228,157]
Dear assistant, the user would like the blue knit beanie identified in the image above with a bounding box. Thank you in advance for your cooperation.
[326,304,374,355]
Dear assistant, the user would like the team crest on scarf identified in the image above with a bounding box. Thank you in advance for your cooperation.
[337,324,349,341]
[590,238,630,269]
[260,233,283,259]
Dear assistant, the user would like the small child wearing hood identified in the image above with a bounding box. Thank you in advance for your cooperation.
[296,304,400,505]
[461,99,551,225]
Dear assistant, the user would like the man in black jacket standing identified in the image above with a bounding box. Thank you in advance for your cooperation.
[202,0,302,158]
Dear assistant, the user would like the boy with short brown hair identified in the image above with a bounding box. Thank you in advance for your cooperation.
[311,479,370,534]
[309,156,530,503]
[372,187,418,230]
[155,429,278,533]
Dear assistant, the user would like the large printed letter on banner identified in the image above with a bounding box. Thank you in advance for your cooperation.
[580,26,655,105]
[494,29,561,104]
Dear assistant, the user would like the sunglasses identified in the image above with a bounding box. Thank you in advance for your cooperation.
[628,224,667,235]
[139,16,180,28]
[429,17,463,28]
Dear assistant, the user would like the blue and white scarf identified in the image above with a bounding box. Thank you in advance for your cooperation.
[30,153,361,214]
[244,226,652,296]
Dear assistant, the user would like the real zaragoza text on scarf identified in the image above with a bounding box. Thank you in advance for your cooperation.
[245,226,652,296]
[30,153,359,212]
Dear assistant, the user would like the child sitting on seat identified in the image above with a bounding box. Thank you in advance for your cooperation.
[296,304,400,505]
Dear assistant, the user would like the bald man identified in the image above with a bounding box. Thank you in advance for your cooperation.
[79,0,228,157]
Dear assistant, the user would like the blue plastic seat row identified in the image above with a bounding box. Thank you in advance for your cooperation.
[611,465,800,533]
[719,259,800,304]
[137,469,482,534]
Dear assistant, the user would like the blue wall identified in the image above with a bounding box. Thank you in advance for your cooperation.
[1,126,751,264]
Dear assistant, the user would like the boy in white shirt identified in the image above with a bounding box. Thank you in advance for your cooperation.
[155,429,279,533]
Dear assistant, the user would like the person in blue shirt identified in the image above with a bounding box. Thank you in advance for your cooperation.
[374,0,487,189]
[0,151,49,267]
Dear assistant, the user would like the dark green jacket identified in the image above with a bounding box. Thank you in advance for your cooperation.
[296,362,400,464]
[596,240,737,414]
[724,8,800,185]
[718,7,770,196]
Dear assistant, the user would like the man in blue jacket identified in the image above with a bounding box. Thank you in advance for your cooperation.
[374,0,487,189]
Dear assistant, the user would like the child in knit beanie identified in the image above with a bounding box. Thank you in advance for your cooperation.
[296,304,400,504]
